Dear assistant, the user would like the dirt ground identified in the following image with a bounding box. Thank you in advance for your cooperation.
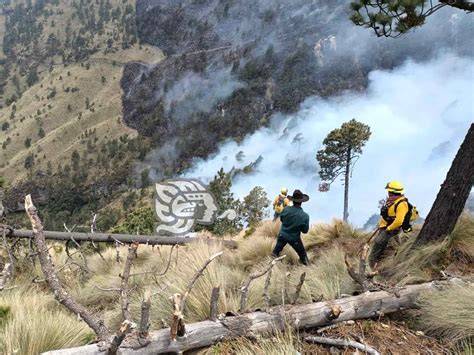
[302,318,448,354]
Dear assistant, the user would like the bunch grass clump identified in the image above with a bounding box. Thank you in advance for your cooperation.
[253,219,281,239]
[447,213,474,263]
[380,212,474,285]
[416,283,474,346]
[305,246,356,299]
[0,287,92,355]
[305,218,367,253]
[381,236,448,285]
[202,324,301,354]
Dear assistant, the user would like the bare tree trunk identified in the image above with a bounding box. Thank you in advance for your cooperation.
[43,279,467,355]
[24,195,110,343]
[343,148,351,222]
[416,123,474,245]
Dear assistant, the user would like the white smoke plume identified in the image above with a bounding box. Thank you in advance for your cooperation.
[164,67,245,121]
[184,53,474,227]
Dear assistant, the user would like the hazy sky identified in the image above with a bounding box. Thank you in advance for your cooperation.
[184,53,474,227]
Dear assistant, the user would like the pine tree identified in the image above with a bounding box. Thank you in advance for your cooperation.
[316,119,371,222]
[350,0,474,37]
[205,168,241,235]
[241,186,270,227]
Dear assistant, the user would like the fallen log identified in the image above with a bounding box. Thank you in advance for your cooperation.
[1,227,237,248]
[43,279,465,355]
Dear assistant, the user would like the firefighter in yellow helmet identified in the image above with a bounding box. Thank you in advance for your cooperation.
[369,181,417,267]
[272,187,291,220]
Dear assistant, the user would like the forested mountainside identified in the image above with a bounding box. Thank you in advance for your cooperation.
[0,0,159,229]
[122,0,473,179]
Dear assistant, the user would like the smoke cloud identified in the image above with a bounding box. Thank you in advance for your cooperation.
[184,53,474,227]
[164,67,244,121]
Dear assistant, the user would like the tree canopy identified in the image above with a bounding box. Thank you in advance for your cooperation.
[317,119,371,184]
[350,0,474,37]
[317,118,371,221]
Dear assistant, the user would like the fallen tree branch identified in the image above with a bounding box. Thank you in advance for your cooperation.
[181,251,223,311]
[240,255,286,313]
[282,271,290,307]
[2,228,15,280]
[316,320,355,334]
[345,244,374,292]
[304,335,380,355]
[139,290,152,340]
[169,251,223,340]
[293,271,306,304]
[263,268,273,309]
[43,279,468,355]
[108,320,135,355]
[121,242,139,322]
[5,227,237,248]
[209,285,220,321]
[24,195,110,343]
[170,293,186,341]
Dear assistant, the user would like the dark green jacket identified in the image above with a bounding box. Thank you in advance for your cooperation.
[279,206,309,240]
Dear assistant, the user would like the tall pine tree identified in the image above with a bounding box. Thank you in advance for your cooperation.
[316,119,371,222]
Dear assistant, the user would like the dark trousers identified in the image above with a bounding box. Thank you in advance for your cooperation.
[369,229,396,266]
[272,235,308,265]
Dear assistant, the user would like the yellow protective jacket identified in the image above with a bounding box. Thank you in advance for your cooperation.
[378,196,409,232]
[273,194,290,213]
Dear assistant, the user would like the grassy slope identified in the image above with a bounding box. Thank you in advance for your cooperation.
[0,0,163,185]
[0,45,162,184]
[0,217,473,353]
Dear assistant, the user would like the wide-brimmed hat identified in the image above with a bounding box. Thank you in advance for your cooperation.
[288,189,309,203]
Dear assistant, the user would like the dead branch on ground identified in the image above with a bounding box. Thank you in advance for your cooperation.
[240,255,286,313]
[304,335,380,355]
[108,320,135,355]
[43,279,467,355]
[181,251,223,312]
[169,251,223,340]
[345,244,380,292]
[24,194,110,343]
[120,242,138,321]
[293,271,306,304]
[2,228,15,280]
[209,285,220,321]
[263,267,273,309]
[139,290,152,341]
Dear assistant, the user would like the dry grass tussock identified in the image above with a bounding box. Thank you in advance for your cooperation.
[201,325,301,355]
[253,219,281,239]
[303,218,367,254]
[416,283,474,346]
[0,286,92,354]
[379,212,474,285]
[448,213,474,263]
[305,246,356,299]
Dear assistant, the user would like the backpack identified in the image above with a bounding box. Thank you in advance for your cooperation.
[380,197,418,232]
[274,195,286,214]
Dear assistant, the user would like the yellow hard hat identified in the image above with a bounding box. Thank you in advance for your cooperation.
[281,187,288,195]
[385,181,404,194]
